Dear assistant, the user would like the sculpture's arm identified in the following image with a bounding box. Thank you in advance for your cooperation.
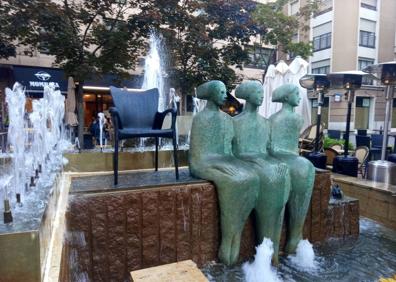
[109,107,123,129]
[210,162,241,176]
[153,108,177,130]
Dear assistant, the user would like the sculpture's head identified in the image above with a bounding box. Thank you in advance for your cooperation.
[235,80,263,106]
[272,84,300,107]
[196,80,227,106]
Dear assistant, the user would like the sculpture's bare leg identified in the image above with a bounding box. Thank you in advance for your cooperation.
[284,157,315,254]
[254,162,290,264]
[196,163,259,265]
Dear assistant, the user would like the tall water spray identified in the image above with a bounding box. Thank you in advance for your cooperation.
[142,32,166,112]
[5,83,26,204]
[3,83,68,223]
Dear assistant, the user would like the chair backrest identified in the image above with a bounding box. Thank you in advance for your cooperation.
[324,148,338,165]
[110,86,159,128]
[330,144,343,151]
[354,146,369,165]
[356,135,371,148]
[371,134,384,148]
[327,129,341,139]
[357,129,367,136]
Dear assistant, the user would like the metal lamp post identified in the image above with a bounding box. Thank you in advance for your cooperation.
[299,74,330,169]
[363,62,396,185]
[327,71,366,177]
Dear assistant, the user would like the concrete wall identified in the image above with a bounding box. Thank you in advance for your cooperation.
[378,0,396,62]
[332,0,359,71]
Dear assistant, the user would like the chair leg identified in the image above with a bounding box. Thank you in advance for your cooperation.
[172,135,179,180]
[155,137,159,171]
[114,134,119,186]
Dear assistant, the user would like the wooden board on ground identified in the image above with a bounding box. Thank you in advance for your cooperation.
[130,260,208,282]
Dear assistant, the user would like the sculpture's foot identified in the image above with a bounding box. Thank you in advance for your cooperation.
[272,253,280,266]
[285,236,301,254]
[218,233,241,266]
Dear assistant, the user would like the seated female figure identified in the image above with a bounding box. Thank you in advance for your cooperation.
[233,81,291,264]
[189,80,259,266]
[268,84,315,254]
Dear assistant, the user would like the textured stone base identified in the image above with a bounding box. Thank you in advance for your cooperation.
[333,173,396,230]
[60,169,359,282]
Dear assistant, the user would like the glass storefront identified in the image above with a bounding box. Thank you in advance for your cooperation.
[355,97,371,130]
[310,97,329,128]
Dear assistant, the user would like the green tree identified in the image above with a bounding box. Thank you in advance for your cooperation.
[2,0,146,144]
[252,0,318,76]
[139,0,266,96]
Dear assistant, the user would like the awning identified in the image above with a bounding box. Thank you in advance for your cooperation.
[12,65,67,97]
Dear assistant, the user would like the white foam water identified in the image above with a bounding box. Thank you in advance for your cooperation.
[288,239,317,271]
[243,238,282,282]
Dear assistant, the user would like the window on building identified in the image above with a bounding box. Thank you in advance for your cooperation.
[290,0,299,15]
[360,31,376,48]
[312,22,332,52]
[311,59,331,74]
[359,19,376,48]
[314,0,333,16]
[313,32,332,51]
[245,46,275,69]
[361,0,377,10]
[355,97,371,129]
[358,58,374,85]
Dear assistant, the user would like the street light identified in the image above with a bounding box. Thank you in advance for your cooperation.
[327,71,367,177]
[299,74,330,169]
[363,62,396,185]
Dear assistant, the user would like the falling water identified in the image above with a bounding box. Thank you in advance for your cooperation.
[98,112,105,150]
[142,32,166,112]
[5,83,26,200]
[243,238,282,282]
[288,239,317,270]
[2,83,69,223]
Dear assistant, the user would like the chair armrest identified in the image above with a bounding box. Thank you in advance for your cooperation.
[153,108,177,130]
[109,107,123,129]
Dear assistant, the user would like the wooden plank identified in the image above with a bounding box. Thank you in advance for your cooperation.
[130,260,208,282]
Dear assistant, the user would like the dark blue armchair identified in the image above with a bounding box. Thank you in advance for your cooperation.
[109,86,179,185]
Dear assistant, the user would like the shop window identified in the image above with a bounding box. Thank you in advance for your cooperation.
[310,97,329,129]
[355,97,371,129]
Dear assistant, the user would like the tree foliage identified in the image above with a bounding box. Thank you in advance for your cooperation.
[138,0,266,95]
[253,0,318,70]
[2,0,146,81]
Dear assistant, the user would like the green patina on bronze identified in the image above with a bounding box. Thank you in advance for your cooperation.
[233,81,291,264]
[269,83,315,254]
[189,80,259,266]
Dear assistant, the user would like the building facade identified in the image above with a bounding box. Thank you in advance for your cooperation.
[289,0,396,131]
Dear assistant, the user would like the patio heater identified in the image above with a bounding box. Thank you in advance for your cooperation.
[363,62,396,185]
[299,74,330,169]
[327,71,366,177]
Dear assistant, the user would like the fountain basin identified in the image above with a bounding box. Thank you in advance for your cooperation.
[0,174,64,282]
[60,168,359,281]
[64,149,188,172]
[333,173,396,230]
